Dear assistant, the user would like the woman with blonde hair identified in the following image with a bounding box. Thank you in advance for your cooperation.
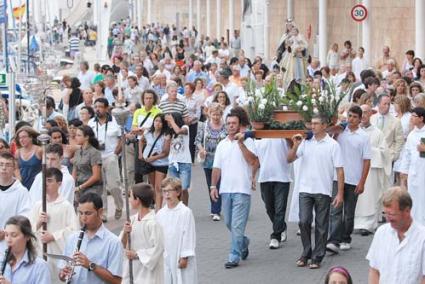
[393,95,412,178]
[393,79,409,97]
[14,126,42,189]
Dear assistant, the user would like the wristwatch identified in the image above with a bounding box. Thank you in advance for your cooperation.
[88,262,97,272]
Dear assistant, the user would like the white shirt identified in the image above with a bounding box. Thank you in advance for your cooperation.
[352,57,369,81]
[0,180,31,253]
[77,70,94,91]
[296,134,343,196]
[223,82,244,105]
[169,125,192,164]
[88,116,121,158]
[255,139,291,183]
[29,166,75,205]
[213,137,257,195]
[336,127,372,185]
[366,222,425,284]
[137,76,151,92]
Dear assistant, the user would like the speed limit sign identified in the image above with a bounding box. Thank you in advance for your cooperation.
[351,4,368,22]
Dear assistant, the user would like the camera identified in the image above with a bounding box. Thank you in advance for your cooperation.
[99,143,106,151]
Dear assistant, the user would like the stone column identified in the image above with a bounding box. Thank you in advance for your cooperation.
[229,0,234,37]
[416,0,425,59]
[318,0,327,65]
[264,0,270,59]
[287,0,294,20]
[196,0,201,33]
[189,0,193,29]
[216,0,221,38]
[362,0,371,65]
[137,0,144,28]
[206,0,211,36]
[147,0,152,24]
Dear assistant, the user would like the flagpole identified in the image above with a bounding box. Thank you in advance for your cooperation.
[26,0,29,73]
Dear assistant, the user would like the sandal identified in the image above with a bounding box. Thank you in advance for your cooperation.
[296,257,309,267]
[309,261,321,269]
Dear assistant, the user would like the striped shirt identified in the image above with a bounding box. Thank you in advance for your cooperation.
[69,36,80,52]
[158,99,189,118]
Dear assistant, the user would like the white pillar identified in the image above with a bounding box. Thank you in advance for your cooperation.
[362,0,371,64]
[206,0,211,36]
[264,0,270,59]
[189,0,193,29]
[147,0,152,25]
[229,0,234,37]
[416,0,425,59]
[137,0,144,28]
[196,0,201,33]
[318,0,327,66]
[93,0,98,27]
[287,0,294,20]
[216,0,221,38]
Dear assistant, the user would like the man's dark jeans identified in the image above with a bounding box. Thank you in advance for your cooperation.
[328,182,358,245]
[299,192,331,263]
[260,182,290,240]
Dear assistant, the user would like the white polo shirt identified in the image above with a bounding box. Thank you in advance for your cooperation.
[255,139,291,183]
[88,115,121,158]
[336,127,371,185]
[213,137,257,195]
[296,134,343,196]
[366,222,425,284]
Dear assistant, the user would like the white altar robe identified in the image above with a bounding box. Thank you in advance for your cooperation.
[400,125,425,225]
[355,125,391,231]
[119,211,164,284]
[156,202,197,284]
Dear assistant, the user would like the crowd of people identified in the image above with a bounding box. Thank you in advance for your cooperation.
[0,17,424,284]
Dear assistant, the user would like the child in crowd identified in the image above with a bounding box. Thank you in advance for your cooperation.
[165,113,192,205]
[30,167,78,284]
[156,177,197,284]
[120,183,164,283]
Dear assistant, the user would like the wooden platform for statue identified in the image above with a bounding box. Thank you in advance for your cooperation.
[253,110,305,138]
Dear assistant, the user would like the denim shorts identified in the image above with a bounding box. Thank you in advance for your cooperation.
[168,162,192,190]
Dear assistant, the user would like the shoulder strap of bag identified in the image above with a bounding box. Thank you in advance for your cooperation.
[139,112,152,128]
[147,133,162,158]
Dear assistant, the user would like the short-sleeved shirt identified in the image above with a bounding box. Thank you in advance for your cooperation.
[336,127,371,185]
[169,125,192,164]
[60,225,123,284]
[3,251,51,284]
[296,134,343,196]
[132,106,162,129]
[88,116,121,158]
[158,99,189,118]
[213,137,257,195]
[366,222,425,284]
[143,132,170,166]
[73,145,102,189]
[255,139,292,183]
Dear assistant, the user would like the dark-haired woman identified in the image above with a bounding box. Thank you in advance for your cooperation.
[63,77,83,121]
[49,127,79,172]
[14,126,42,190]
[140,114,171,209]
[72,126,103,205]
[165,112,192,206]
[0,216,51,284]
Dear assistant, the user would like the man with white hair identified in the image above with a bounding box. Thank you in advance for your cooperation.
[186,60,209,83]
[375,46,399,72]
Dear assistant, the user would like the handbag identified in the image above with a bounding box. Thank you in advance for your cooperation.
[196,122,208,164]
[140,133,162,175]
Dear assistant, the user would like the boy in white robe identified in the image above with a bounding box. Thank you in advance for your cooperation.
[30,144,75,205]
[120,183,164,284]
[156,177,197,284]
[30,167,79,284]
[0,152,31,254]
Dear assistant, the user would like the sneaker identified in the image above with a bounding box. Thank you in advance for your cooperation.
[115,209,123,220]
[212,214,221,221]
[269,239,280,249]
[281,231,287,242]
[340,242,351,251]
[241,239,250,260]
[296,229,301,236]
[224,261,239,269]
[326,243,339,254]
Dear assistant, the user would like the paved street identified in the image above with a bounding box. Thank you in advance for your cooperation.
[105,164,371,284]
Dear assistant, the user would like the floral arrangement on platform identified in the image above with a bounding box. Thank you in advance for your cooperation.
[281,82,346,124]
[244,79,282,123]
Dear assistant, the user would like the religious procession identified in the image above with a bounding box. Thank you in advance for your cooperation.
[0,0,424,283]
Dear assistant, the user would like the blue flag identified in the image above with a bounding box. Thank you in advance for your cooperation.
[29,35,39,53]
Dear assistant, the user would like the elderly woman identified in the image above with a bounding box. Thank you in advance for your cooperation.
[195,103,227,221]
[182,82,202,162]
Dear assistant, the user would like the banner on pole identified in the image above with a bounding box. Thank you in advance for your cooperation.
[0,0,6,24]
[12,3,25,20]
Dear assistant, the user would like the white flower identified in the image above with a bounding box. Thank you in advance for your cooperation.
[335,95,340,101]
[261,98,267,105]
[282,106,288,111]
[318,96,324,102]
[255,90,263,98]
[296,100,303,106]
[247,97,254,103]
[302,105,308,111]
[330,95,335,101]
[258,104,265,110]
[313,108,319,114]
[311,98,316,104]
